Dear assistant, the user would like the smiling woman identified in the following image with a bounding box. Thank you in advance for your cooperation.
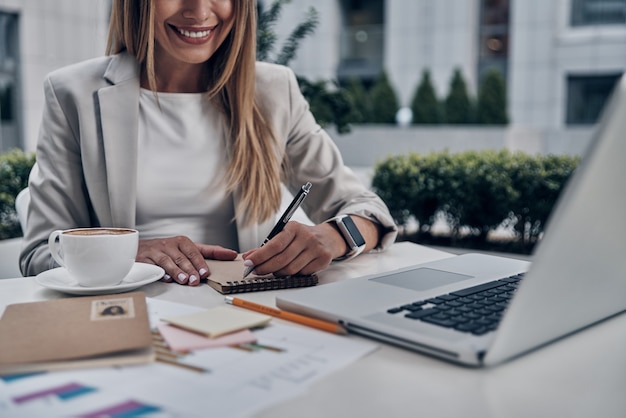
[19,0,398,286]
[150,0,235,91]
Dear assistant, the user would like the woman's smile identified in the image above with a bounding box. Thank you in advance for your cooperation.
[169,24,217,44]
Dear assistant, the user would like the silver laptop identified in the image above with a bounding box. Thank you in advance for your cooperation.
[277,74,626,367]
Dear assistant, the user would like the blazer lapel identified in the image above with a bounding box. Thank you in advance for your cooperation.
[97,53,141,227]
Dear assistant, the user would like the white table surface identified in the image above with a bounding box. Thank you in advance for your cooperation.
[2,242,625,418]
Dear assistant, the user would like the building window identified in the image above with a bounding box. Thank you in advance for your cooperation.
[0,11,20,151]
[566,74,622,124]
[571,0,626,26]
[337,0,384,84]
[478,0,510,87]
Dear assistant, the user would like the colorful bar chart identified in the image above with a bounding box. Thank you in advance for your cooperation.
[79,400,162,417]
[13,382,96,404]
[0,371,45,383]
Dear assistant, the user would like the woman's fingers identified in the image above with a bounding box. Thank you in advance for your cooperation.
[244,222,335,277]
[197,244,238,262]
[138,223,335,285]
[137,236,209,286]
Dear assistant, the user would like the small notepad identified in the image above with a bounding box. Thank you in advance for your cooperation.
[163,306,272,338]
[204,257,318,294]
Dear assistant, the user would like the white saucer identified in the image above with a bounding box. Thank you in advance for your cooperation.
[35,262,165,296]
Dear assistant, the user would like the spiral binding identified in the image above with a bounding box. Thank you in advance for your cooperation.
[222,274,318,294]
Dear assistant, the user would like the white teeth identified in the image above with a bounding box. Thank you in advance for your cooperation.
[176,28,211,38]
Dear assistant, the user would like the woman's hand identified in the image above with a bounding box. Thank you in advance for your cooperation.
[241,221,340,277]
[242,217,383,277]
[136,236,237,286]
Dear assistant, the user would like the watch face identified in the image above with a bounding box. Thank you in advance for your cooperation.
[343,216,366,247]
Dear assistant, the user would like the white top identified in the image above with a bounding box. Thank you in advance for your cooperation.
[136,89,238,249]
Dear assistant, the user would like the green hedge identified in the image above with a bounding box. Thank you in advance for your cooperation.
[0,147,581,250]
[0,149,36,239]
[372,150,580,250]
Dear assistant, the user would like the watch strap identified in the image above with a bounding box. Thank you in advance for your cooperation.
[326,215,366,261]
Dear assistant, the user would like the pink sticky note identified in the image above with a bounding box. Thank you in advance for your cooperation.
[157,324,257,352]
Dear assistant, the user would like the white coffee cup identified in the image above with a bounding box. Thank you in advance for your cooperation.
[48,227,139,287]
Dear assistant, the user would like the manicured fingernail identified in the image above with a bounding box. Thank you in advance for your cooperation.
[199,268,208,276]
[177,273,187,282]
[243,259,254,267]
[189,275,198,285]
[163,274,172,282]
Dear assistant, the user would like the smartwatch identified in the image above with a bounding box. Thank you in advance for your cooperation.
[326,215,366,261]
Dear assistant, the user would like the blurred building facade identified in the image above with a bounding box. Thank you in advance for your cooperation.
[0,0,109,152]
[1,0,625,154]
[273,0,626,135]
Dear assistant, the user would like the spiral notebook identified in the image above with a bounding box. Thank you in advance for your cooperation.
[204,257,318,294]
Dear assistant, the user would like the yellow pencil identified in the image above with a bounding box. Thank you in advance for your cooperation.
[225,296,347,335]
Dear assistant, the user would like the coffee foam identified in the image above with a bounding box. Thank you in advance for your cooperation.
[65,228,135,236]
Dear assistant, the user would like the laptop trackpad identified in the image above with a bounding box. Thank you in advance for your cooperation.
[370,268,472,291]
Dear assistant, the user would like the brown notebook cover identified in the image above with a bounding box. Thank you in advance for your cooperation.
[0,291,154,376]
[205,257,318,294]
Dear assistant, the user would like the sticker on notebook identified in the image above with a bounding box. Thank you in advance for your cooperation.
[91,297,135,320]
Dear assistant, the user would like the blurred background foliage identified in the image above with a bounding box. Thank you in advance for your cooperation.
[372,150,580,253]
[0,149,35,239]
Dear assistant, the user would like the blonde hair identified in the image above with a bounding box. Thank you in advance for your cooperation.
[106,0,283,226]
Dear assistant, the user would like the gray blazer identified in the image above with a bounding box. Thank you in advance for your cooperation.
[20,52,397,276]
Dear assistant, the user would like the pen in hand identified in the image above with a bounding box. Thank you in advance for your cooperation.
[242,182,312,279]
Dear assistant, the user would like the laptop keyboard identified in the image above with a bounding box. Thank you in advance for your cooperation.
[386,273,525,336]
